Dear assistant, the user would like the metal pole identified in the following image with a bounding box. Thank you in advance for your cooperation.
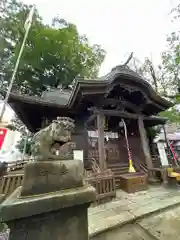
[22,132,29,160]
[0,7,34,122]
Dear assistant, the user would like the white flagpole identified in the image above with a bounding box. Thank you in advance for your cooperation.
[22,131,29,160]
[0,6,35,122]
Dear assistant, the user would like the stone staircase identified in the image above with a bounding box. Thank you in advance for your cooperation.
[107,162,129,188]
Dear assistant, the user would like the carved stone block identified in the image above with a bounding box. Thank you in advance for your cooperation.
[7,204,89,240]
[21,160,84,196]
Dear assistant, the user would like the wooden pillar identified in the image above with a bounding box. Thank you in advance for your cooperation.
[97,112,106,170]
[138,116,153,169]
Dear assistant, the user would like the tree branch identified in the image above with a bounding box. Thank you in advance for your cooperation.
[123,52,133,66]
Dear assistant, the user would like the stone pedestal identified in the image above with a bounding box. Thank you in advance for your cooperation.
[0,160,96,240]
[0,194,5,204]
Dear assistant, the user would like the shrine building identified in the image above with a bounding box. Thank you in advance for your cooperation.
[2,65,172,182]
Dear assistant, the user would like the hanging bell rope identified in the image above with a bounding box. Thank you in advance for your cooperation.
[120,119,136,173]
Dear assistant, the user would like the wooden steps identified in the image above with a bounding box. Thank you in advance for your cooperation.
[107,162,129,188]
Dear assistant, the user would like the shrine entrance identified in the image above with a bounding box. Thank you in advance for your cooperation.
[88,130,121,164]
[105,137,120,164]
[86,106,155,171]
[87,116,141,168]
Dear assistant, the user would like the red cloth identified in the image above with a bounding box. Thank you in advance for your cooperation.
[169,142,177,160]
[0,128,7,150]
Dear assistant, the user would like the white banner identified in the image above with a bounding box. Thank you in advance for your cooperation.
[157,142,169,166]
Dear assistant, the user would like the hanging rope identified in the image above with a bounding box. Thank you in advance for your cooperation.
[120,119,136,173]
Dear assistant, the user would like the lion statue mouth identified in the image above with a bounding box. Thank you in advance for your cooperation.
[51,142,63,155]
[51,140,66,150]
[51,140,76,157]
[31,117,76,160]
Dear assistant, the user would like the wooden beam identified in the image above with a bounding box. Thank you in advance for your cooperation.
[98,98,123,105]
[12,103,35,132]
[138,116,153,170]
[85,114,97,126]
[147,100,165,111]
[98,98,141,112]
[88,108,167,123]
[89,108,140,119]
[97,112,106,170]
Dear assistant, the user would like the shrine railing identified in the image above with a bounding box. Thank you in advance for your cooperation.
[0,169,116,205]
[7,160,28,172]
[151,155,162,168]
[0,173,24,196]
[85,169,116,204]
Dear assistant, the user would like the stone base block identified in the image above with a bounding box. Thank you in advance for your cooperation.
[21,160,84,196]
[0,185,95,221]
[0,194,5,203]
[8,203,89,240]
[0,185,96,240]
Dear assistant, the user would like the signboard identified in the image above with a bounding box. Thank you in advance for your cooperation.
[73,150,83,161]
[157,142,169,166]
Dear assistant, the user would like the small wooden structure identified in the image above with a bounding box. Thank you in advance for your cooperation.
[0,173,24,196]
[0,169,116,205]
[119,172,148,193]
[7,160,28,172]
[0,65,172,190]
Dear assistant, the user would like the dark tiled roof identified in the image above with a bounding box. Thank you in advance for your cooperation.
[41,89,71,106]
[0,65,172,110]
[100,65,142,81]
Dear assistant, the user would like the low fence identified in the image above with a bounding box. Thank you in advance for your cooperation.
[7,160,28,172]
[85,170,116,204]
[0,170,116,205]
[0,173,24,196]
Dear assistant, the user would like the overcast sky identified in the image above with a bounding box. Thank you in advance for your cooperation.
[2,0,180,122]
[21,0,179,75]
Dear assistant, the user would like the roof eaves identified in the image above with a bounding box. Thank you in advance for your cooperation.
[105,69,173,109]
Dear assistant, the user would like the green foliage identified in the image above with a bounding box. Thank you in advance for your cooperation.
[1,0,105,153]
[159,101,180,124]
[16,133,33,156]
[6,116,33,155]
[159,7,180,125]
[158,4,180,98]
[131,4,180,124]
[146,126,161,143]
[0,0,105,95]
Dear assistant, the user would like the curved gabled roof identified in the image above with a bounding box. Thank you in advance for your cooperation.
[1,65,172,110]
[68,65,172,110]
[0,65,173,132]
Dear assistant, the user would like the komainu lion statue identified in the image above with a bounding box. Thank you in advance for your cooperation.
[31,117,76,161]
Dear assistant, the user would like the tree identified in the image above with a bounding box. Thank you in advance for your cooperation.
[0,0,105,96]
[160,4,180,98]
[130,57,160,92]
[6,116,33,156]
[1,0,105,154]
[130,4,180,124]
[16,132,33,156]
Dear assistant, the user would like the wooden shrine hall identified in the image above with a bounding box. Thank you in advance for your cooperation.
[2,65,172,183]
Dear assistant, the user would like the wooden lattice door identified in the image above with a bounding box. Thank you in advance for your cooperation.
[105,139,121,163]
